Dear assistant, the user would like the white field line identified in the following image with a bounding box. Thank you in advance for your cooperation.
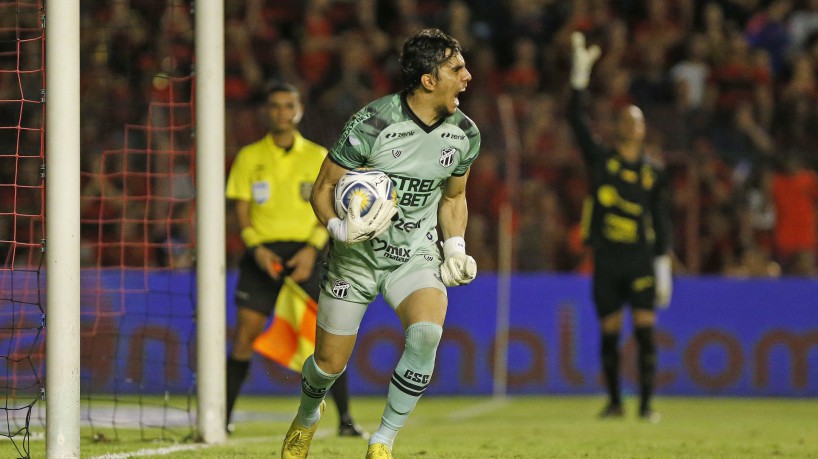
[87,398,508,458]
[445,397,510,422]
[87,429,334,459]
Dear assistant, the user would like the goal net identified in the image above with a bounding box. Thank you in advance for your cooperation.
[2,2,201,456]
[0,1,46,457]
[78,73,197,443]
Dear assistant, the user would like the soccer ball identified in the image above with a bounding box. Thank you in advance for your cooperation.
[334,168,396,219]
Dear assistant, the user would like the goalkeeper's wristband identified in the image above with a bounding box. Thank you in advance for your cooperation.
[241,226,262,248]
[442,236,467,258]
[327,218,345,242]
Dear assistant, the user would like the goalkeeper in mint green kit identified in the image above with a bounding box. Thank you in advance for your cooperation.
[280,28,480,459]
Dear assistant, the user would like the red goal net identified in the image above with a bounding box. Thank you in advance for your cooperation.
[78,73,197,443]
[0,1,46,457]
[3,2,200,456]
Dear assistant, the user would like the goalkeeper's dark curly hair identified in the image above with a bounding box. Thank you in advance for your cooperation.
[399,28,462,95]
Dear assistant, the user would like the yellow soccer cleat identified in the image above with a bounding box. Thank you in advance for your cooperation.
[281,400,326,459]
[365,442,393,459]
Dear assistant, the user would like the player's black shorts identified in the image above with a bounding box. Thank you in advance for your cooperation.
[592,246,656,318]
[234,241,323,316]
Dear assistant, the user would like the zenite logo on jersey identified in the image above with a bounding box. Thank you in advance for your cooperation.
[385,130,415,139]
[332,280,350,299]
[439,147,456,167]
[441,132,466,140]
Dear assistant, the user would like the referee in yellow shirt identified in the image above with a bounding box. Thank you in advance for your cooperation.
[225,81,364,437]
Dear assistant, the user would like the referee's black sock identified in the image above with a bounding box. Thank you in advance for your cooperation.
[634,326,657,413]
[330,370,352,423]
[226,357,251,425]
[600,332,621,407]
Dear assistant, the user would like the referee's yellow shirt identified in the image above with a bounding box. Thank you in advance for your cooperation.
[226,132,328,248]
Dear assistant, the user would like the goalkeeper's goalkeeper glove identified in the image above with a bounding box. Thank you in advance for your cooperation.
[570,31,601,90]
[327,195,396,244]
[654,254,672,309]
[440,237,477,287]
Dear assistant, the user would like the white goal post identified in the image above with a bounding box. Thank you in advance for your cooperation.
[45,0,81,457]
[194,0,227,445]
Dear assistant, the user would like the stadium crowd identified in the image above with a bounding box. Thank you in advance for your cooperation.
[40,0,818,276]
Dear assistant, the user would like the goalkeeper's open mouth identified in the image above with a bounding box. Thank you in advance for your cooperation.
[454,87,466,108]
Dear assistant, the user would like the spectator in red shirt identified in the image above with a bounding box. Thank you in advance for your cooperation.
[771,157,818,274]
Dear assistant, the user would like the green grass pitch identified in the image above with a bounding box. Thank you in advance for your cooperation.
[23,395,818,458]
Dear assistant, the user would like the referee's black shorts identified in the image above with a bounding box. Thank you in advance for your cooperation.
[592,246,656,318]
[234,241,323,316]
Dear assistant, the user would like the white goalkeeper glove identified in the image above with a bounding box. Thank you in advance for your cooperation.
[327,195,396,244]
[440,237,477,287]
[570,31,601,90]
[654,254,673,309]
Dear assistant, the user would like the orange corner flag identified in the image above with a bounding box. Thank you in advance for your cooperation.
[253,277,317,372]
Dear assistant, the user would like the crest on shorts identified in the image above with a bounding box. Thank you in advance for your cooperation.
[332,279,350,299]
[439,147,456,167]
[300,181,313,201]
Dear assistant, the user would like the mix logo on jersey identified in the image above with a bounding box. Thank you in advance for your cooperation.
[439,147,456,167]
[371,237,411,263]
[332,279,350,299]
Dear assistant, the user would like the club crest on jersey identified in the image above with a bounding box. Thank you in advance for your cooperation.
[332,279,350,299]
[439,147,456,167]
[300,182,313,201]
[392,149,402,158]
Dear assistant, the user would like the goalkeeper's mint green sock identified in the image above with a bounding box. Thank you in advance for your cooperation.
[371,322,442,448]
[297,354,343,427]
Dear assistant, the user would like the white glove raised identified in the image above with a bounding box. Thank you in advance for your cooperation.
[654,254,673,309]
[440,237,477,287]
[327,194,396,244]
[570,31,601,90]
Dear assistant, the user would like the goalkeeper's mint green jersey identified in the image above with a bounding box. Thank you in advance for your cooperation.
[328,92,481,269]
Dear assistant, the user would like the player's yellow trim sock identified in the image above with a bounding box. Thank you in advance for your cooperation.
[297,354,343,427]
[373,322,442,448]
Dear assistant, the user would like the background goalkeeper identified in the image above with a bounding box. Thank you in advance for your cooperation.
[567,32,673,422]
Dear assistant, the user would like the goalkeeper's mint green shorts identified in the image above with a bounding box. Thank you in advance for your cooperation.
[316,243,445,335]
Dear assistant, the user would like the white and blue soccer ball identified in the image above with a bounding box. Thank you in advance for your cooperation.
[334,168,396,219]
